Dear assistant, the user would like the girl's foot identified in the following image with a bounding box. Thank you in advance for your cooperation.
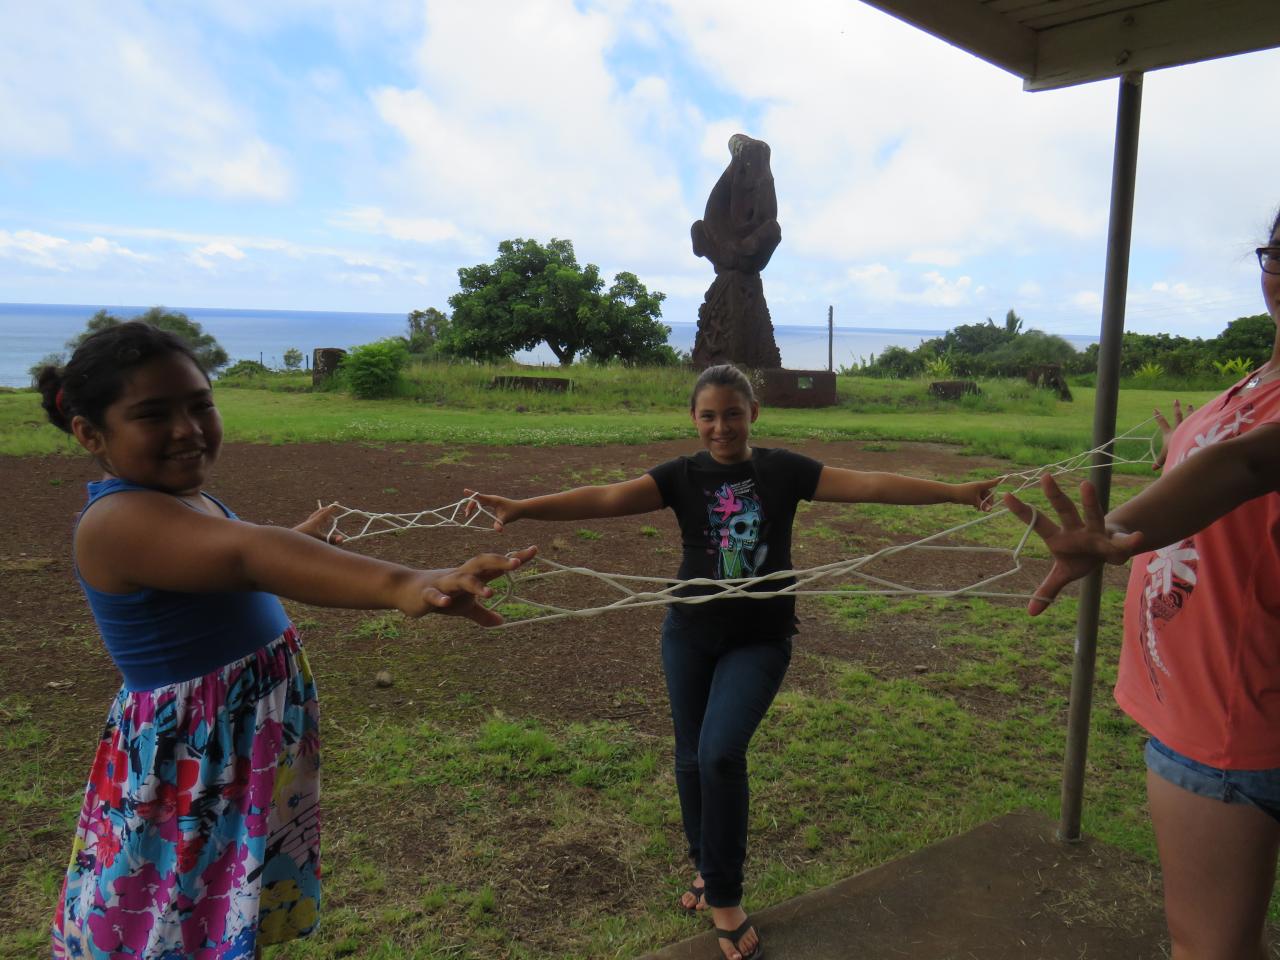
[679,872,706,912]
[712,905,760,960]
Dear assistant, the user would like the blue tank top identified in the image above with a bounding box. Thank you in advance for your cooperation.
[77,478,292,691]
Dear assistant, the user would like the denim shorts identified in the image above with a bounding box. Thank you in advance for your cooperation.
[1145,737,1280,822]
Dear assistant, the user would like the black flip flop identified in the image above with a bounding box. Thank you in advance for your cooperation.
[715,916,763,960]
[680,883,706,915]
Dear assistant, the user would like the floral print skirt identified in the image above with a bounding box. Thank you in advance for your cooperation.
[52,628,321,960]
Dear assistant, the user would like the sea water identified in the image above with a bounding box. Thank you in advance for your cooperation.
[0,302,1093,388]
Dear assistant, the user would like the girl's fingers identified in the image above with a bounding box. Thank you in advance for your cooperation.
[1002,492,1034,525]
[1003,492,1060,541]
[1077,480,1107,531]
[456,574,493,597]
[422,588,451,609]
[1028,562,1075,616]
[1038,474,1083,529]
[975,479,1000,511]
[464,604,504,627]
[1152,408,1171,431]
[507,545,537,564]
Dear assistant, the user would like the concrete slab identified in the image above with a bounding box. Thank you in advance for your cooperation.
[640,811,1168,960]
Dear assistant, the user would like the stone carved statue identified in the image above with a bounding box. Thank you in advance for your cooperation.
[690,133,782,369]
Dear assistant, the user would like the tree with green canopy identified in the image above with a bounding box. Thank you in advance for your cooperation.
[74,307,229,372]
[1213,314,1274,368]
[442,238,670,365]
[29,307,231,382]
[405,307,451,357]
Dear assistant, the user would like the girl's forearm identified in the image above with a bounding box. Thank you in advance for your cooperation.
[845,471,961,505]
[236,525,413,609]
[1106,439,1274,553]
[871,474,964,505]
[518,487,616,521]
[514,478,661,521]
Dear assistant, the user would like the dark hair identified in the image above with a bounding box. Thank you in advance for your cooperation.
[689,364,756,410]
[1270,206,1280,241]
[38,321,208,434]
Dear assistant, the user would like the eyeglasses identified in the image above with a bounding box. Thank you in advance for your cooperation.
[1257,246,1280,276]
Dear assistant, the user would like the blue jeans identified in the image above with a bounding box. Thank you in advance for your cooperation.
[1146,737,1280,822]
[660,610,792,908]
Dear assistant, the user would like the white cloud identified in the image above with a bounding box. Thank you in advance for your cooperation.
[189,241,248,272]
[197,242,247,261]
[369,0,696,275]
[1072,291,1101,309]
[845,262,976,307]
[333,206,461,244]
[0,3,292,199]
[0,230,153,271]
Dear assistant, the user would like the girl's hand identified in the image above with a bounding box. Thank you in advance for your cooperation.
[294,502,346,545]
[1003,475,1143,616]
[954,478,1001,512]
[399,546,538,625]
[1152,400,1191,470]
[462,489,523,532]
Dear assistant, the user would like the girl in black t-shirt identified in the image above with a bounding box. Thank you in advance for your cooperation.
[465,365,997,960]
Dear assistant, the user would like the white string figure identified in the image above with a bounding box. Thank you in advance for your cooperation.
[322,419,1160,628]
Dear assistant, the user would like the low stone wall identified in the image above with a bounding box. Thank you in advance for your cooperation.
[490,375,573,393]
[757,369,837,408]
[928,380,980,400]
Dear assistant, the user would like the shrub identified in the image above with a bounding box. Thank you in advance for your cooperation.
[1214,356,1253,378]
[218,359,270,381]
[867,345,922,379]
[1132,361,1164,385]
[341,339,409,399]
[922,354,955,379]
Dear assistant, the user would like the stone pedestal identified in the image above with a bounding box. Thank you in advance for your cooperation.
[312,348,346,386]
[757,369,837,408]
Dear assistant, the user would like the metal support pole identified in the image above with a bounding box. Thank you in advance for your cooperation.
[828,305,834,372]
[1059,72,1143,843]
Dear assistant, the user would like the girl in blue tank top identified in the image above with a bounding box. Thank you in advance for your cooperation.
[39,321,535,960]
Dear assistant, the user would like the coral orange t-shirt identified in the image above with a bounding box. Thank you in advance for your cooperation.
[1114,375,1280,769]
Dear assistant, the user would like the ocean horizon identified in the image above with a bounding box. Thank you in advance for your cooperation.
[0,301,1097,388]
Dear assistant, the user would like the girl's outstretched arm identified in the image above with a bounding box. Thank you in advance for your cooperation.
[813,466,999,511]
[74,491,536,624]
[1004,421,1280,615]
[464,475,663,531]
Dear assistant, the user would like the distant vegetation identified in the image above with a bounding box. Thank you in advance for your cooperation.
[847,308,1272,390]
[27,307,230,381]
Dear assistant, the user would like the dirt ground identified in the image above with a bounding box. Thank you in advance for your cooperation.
[1,438,1160,956]
[1,437,1065,734]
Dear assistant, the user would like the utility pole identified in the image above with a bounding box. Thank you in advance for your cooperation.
[827,305,834,372]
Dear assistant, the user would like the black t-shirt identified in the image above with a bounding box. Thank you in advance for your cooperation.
[648,447,824,637]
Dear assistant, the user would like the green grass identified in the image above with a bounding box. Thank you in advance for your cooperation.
[0,375,1220,468]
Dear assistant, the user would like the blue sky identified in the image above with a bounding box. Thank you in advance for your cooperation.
[1,0,1277,340]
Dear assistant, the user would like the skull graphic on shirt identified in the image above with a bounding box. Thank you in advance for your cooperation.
[708,482,766,578]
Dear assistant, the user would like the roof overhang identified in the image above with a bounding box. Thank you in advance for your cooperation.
[859,0,1280,90]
